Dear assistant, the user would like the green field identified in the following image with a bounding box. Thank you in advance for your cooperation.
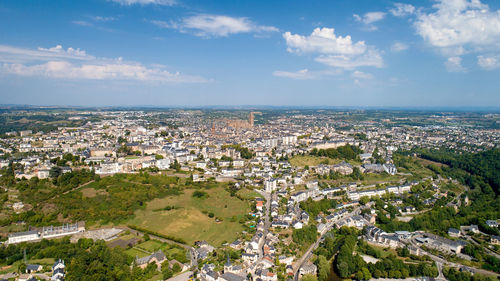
[125,247,150,259]
[125,239,189,263]
[289,155,332,167]
[0,257,55,274]
[290,155,361,168]
[128,186,251,246]
[237,188,262,200]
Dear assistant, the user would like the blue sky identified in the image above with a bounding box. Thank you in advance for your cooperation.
[0,0,500,107]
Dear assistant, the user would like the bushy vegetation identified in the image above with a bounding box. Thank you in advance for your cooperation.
[411,148,500,195]
[292,225,317,246]
[378,149,500,237]
[0,237,162,281]
[310,144,362,160]
[299,198,337,217]
[192,190,208,198]
[315,227,439,280]
[53,173,182,225]
[443,267,497,281]
[222,144,254,159]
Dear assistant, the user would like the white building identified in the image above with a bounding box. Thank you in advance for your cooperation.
[8,230,40,244]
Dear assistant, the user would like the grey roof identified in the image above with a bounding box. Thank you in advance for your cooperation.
[8,230,39,238]
[26,264,41,271]
[136,250,166,265]
[220,272,245,281]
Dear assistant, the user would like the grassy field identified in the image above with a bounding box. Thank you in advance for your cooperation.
[359,173,405,185]
[321,173,405,187]
[290,155,361,167]
[237,188,262,200]
[124,239,189,263]
[0,257,55,274]
[125,247,150,259]
[128,186,251,246]
[80,187,108,198]
[289,155,332,167]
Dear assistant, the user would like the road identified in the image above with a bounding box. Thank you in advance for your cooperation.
[256,189,271,259]
[293,207,361,281]
[464,235,500,259]
[409,236,500,278]
[166,271,193,281]
[245,189,272,277]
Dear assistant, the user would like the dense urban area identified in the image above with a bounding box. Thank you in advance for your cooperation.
[0,107,498,281]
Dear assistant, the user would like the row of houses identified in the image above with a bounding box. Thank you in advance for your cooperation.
[348,184,413,201]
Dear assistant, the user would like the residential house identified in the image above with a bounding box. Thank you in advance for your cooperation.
[135,250,166,269]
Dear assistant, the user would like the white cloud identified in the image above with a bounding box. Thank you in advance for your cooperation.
[110,0,176,6]
[0,44,207,83]
[354,12,386,24]
[0,44,93,63]
[353,12,386,31]
[272,68,342,80]
[283,28,367,55]
[478,55,500,70]
[91,16,115,22]
[315,50,383,69]
[283,28,383,70]
[351,70,373,79]
[153,14,278,37]
[391,42,409,52]
[445,56,466,72]
[414,0,500,70]
[415,0,500,50]
[273,69,315,80]
[72,20,93,27]
[389,3,416,17]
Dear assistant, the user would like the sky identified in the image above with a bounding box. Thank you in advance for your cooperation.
[0,0,500,107]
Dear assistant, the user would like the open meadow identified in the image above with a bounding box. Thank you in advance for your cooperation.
[128,186,251,246]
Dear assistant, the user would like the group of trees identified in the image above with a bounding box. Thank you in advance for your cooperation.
[0,237,167,281]
[412,148,500,195]
[299,198,337,217]
[443,267,497,281]
[292,225,317,246]
[378,148,500,238]
[192,190,209,199]
[222,144,254,159]
[365,255,438,279]
[0,169,97,226]
[310,144,362,161]
[335,232,365,278]
[326,227,440,280]
[36,173,182,226]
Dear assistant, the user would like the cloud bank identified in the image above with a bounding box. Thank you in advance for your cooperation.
[0,45,207,83]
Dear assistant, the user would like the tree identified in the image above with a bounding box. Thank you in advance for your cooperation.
[361,267,372,280]
[18,263,27,273]
[337,261,350,278]
[170,160,181,171]
[359,196,370,205]
[49,166,62,178]
[163,267,173,279]
[172,263,182,273]
[316,255,330,281]
[301,274,318,281]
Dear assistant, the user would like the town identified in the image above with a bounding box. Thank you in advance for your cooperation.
[0,108,498,281]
